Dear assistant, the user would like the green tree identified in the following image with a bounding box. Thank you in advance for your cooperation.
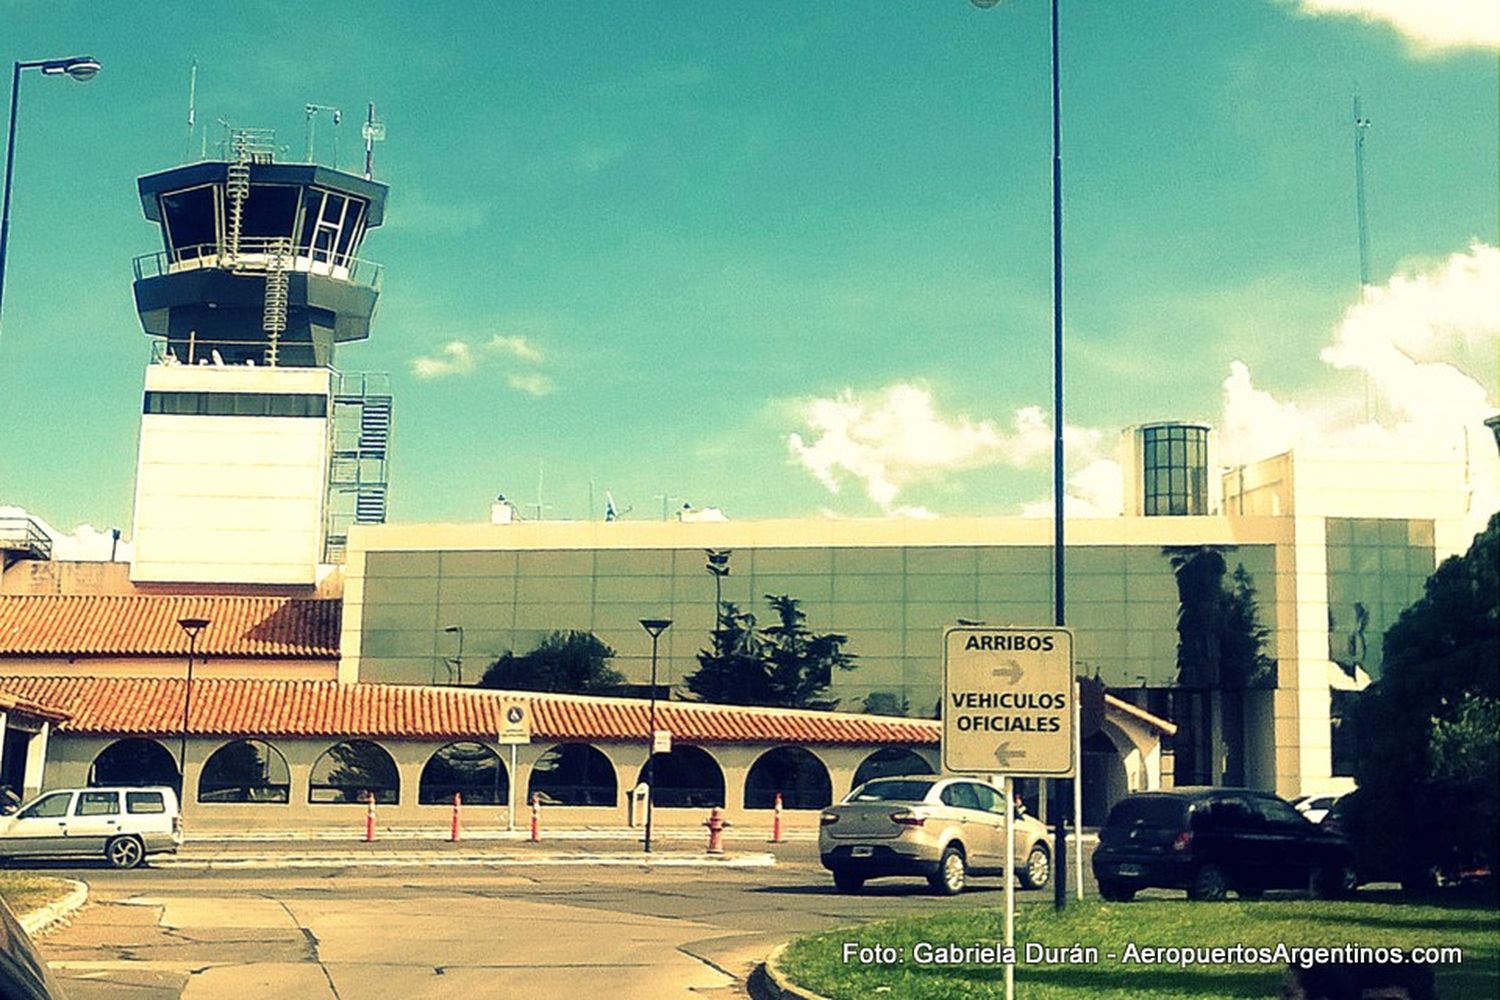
[860,691,911,717]
[1351,512,1499,886]
[1162,547,1276,784]
[685,594,857,709]
[479,630,626,694]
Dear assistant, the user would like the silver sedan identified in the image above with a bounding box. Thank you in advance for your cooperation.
[818,775,1052,894]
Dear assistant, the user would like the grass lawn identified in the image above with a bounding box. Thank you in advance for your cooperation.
[0,872,75,918]
[780,891,1500,999]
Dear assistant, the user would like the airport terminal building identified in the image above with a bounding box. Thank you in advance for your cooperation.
[0,136,1485,831]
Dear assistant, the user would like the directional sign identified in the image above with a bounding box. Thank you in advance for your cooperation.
[652,729,673,754]
[942,626,1075,776]
[497,699,532,745]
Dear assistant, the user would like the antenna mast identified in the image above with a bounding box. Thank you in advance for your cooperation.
[362,102,386,180]
[1353,96,1374,420]
[184,59,197,163]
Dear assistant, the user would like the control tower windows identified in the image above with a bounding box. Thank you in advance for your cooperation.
[298,188,368,267]
[159,185,219,260]
[241,184,300,241]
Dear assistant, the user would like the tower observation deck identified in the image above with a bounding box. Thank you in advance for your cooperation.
[127,128,393,585]
[131,130,388,367]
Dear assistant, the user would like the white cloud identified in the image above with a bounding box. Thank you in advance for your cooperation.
[411,334,549,390]
[786,383,1121,516]
[0,506,130,562]
[1285,0,1500,52]
[506,373,554,397]
[488,335,544,363]
[1221,242,1500,533]
[411,340,477,380]
[786,385,1050,509]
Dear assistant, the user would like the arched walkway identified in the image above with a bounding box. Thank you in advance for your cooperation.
[851,747,934,791]
[1082,727,1130,826]
[636,745,724,809]
[529,743,616,806]
[419,742,508,805]
[89,739,180,789]
[309,740,400,804]
[198,739,291,803]
[744,746,832,810]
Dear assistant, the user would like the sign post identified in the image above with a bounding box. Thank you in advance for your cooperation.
[943,626,1075,1000]
[497,699,533,833]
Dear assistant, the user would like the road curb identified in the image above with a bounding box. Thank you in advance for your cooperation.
[752,942,831,1000]
[159,851,778,870]
[19,879,88,937]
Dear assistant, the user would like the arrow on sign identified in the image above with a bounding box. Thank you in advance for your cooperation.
[993,742,1028,769]
[992,659,1024,685]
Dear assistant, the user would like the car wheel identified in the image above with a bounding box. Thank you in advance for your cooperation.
[1188,864,1228,901]
[1313,863,1357,900]
[106,835,144,870]
[1019,843,1051,890]
[928,844,967,896]
[1098,880,1136,902]
[833,870,865,894]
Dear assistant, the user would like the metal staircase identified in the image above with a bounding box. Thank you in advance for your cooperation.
[262,238,291,366]
[225,158,249,263]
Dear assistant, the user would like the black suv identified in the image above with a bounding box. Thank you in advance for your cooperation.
[1092,788,1356,901]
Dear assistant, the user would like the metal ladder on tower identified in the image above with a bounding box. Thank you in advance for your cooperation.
[225,133,252,265]
[262,237,291,366]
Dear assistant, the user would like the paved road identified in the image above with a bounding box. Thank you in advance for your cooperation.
[35,841,1100,999]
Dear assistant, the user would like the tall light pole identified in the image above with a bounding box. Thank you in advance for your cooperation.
[0,55,101,340]
[970,0,1069,912]
[638,617,672,854]
[176,616,210,793]
[705,549,732,633]
[444,625,465,686]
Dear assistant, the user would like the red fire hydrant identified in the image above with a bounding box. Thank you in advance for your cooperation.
[703,807,730,854]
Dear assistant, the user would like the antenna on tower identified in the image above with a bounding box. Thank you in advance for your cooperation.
[1353,95,1374,421]
[361,102,386,180]
[304,104,343,168]
[184,58,197,163]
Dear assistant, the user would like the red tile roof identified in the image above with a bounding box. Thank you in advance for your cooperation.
[0,689,69,723]
[0,596,340,659]
[0,677,941,745]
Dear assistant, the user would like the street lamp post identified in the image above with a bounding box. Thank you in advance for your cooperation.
[705,549,731,634]
[176,617,210,793]
[638,617,672,854]
[970,0,1069,911]
[444,625,465,686]
[0,55,101,339]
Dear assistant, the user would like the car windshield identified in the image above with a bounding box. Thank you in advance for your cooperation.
[847,779,933,803]
[1104,796,1187,829]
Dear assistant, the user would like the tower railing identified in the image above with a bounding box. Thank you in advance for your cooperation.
[133,242,383,290]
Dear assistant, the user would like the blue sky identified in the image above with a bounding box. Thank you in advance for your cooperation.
[1,1,1496,545]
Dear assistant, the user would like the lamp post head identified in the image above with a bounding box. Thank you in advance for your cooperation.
[639,618,672,638]
[177,616,210,639]
[444,625,463,634]
[705,549,732,576]
[40,56,101,81]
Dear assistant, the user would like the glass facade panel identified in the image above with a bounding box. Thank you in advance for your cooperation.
[1324,518,1434,680]
[356,539,1279,713]
[752,548,833,576]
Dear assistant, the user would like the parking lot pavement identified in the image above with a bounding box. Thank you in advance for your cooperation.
[36,841,1099,999]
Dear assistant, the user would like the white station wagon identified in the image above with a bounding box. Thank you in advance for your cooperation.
[0,787,183,869]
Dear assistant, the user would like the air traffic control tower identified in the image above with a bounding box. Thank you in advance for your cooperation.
[128,129,392,585]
